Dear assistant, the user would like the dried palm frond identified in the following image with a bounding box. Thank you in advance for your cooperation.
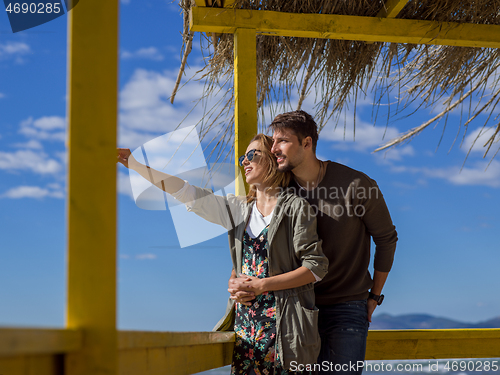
[175,0,500,162]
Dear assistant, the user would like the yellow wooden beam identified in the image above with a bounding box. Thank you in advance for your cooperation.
[1,329,499,374]
[234,28,257,196]
[194,0,206,7]
[0,354,66,375]
[377,0,408,18]
[66,0,119,373]
[0,328,82,357]
[190,7,500,49]
[223,0,236,7]
[366,329,500,360]
[118,331,234,349]
[119,342,234,375]
[118,331,234,375]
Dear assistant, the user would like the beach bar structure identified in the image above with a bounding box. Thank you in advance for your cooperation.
[1,0,500,374]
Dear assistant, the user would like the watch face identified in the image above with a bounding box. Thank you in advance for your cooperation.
[370,292,384,305]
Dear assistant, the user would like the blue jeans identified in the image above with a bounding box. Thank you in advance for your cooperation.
[316,300,369,375]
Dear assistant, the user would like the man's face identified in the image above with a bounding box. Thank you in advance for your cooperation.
[271,128,305,172]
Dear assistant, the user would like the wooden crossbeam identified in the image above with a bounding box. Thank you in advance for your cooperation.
[1,329,499,374]
[0,328,82,356]
[366,329,500,360]
[118,331,234,349]
[190,7,500,48]
[377,0,409,18]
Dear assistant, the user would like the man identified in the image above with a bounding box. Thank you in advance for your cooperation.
[229,110,398,374]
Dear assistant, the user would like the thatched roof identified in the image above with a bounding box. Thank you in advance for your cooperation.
[176,0,500,161]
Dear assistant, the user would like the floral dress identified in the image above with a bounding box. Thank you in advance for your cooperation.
[231,227,308,375]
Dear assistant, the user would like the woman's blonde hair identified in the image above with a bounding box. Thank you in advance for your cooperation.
[246,134,291,203]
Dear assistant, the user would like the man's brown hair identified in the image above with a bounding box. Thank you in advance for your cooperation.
[269,110,319,152]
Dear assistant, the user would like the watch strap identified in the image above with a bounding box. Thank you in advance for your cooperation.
[369,291,384,305]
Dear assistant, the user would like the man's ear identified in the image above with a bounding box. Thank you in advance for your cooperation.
[302,136,313,150]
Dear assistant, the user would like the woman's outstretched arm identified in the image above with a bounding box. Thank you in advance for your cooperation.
[117,147,245,230]
[117,148,185,194]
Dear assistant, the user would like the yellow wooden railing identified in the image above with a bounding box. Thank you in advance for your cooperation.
[2,1,499,374]
[1,328,500,375]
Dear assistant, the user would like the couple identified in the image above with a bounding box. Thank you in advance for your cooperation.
[117,110,398,375]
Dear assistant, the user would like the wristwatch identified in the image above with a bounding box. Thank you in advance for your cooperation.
[369,292,384,305]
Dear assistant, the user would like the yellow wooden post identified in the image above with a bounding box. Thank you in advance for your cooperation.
[234,28,257,196]
[66,0,119,374]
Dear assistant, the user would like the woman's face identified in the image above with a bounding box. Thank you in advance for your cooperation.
[241,140,268,186]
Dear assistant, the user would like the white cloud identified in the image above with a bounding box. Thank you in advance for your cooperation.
[13,140,43,149]
[376,145,415,162]
[392,160,500,188]
[32,116,65,130]
[320,114,402,152]
[118,67,214,148]
[120,69,176,112]
[118,128,159,149]
[136,253,157,260]
[1,117,66,199]
[55,151,67,165]
[121,47,164,61]
[462,126,500,155]
[445,161,500,188]
[118,170,134,198]
[0,149,62,174]
[1,185,64,199]
[0,42,31,60]
[19,116,67,142]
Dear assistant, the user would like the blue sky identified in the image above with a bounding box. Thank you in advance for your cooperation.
[0,1,499,332]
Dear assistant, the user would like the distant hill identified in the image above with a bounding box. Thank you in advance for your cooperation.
[370,313,500,330]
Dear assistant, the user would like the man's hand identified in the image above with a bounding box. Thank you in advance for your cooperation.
[228,274,255,306]
[117,148,131,168]
[367,298,378,322]
[368,270,389,323]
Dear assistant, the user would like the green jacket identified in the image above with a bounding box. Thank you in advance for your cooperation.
[185,186,328,369]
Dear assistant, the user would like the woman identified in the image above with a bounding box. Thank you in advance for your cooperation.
[117,134,328,374]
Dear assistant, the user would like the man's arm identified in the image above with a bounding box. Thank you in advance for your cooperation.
[361,179,396,322]
[367,270,389,322]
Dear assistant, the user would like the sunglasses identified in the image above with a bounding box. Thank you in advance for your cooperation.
[238,149,261,166]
